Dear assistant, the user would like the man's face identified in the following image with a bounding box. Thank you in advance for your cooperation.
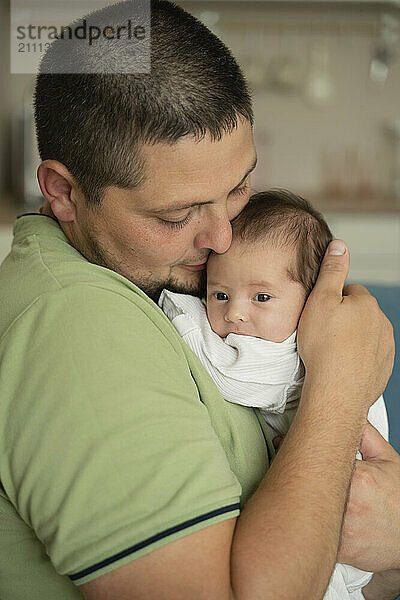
[72,119,256,301]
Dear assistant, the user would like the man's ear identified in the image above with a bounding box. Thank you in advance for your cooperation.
[37,160,79,222]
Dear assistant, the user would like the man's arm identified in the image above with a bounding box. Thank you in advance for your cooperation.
[79,240,395,600]
[362,570,400,600]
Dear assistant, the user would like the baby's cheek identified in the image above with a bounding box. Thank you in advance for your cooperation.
[206,305,222,335]
[282,303,304,334]
[259,303,299,342]
[263,311,289,340]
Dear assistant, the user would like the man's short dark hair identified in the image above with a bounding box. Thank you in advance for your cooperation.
[33,0,253,208]
[231,190,333,295]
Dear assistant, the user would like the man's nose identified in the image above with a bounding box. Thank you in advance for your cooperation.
[194,211,232,254]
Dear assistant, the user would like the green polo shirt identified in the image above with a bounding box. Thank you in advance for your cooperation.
[0,214,274,599]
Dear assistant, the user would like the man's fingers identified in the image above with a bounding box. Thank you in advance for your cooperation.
[343,283,375,298]
[311,239,349,301]
[359,422,399,461]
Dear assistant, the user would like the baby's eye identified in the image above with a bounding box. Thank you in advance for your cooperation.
[214,292,229,301]
[254,293,271,302]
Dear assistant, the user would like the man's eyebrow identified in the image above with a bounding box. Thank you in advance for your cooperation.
[150,199,214,215]
[150,154,258,215]
[230,154,258,192]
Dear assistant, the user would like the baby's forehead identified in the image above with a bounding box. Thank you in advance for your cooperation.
[207,238,296,282]
[208,237,295,264]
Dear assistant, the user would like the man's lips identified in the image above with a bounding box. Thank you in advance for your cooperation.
[180,261,207,271]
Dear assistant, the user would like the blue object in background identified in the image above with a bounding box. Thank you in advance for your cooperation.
[365,285,400,453]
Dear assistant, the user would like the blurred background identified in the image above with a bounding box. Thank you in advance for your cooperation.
[0,0,399,453]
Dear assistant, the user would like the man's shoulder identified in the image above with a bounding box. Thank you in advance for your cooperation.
[1,280,183,361]
[0,216,181,354]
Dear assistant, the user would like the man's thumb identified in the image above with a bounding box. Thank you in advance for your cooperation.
[359,421,396,461]
[312,239,349,298]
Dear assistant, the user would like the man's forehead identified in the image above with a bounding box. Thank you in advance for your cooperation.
[133,128,256,211]
[140,121,255,185]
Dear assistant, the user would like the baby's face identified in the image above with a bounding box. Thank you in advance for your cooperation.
[206,241,307,342]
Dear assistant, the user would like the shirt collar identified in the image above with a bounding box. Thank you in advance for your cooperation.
[13,213,70,245]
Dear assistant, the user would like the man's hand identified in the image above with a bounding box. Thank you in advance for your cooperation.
[338,422,400,572]
[362,569,400,600]
[297,239,394,413]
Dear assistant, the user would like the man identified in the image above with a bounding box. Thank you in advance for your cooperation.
[0,1,398,599]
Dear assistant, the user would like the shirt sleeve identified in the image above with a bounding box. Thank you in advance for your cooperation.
[0,283,241,585]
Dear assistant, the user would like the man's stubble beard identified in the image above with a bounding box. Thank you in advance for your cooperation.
[81,229,206,303]
[150,271,206,303]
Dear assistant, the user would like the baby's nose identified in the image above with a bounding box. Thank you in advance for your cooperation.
[224,309,248,323]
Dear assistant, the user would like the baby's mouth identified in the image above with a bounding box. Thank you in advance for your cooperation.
[228,330,251,337]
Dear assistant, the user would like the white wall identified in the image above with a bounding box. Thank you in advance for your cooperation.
[326,213,400,285]
[183,1,400,200]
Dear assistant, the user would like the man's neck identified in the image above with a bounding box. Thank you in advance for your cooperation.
[38,202,56,219]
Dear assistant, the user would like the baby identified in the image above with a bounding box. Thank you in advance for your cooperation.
[159,189,388,600]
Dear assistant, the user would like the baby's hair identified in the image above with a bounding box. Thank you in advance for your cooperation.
[231,189,333,295]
